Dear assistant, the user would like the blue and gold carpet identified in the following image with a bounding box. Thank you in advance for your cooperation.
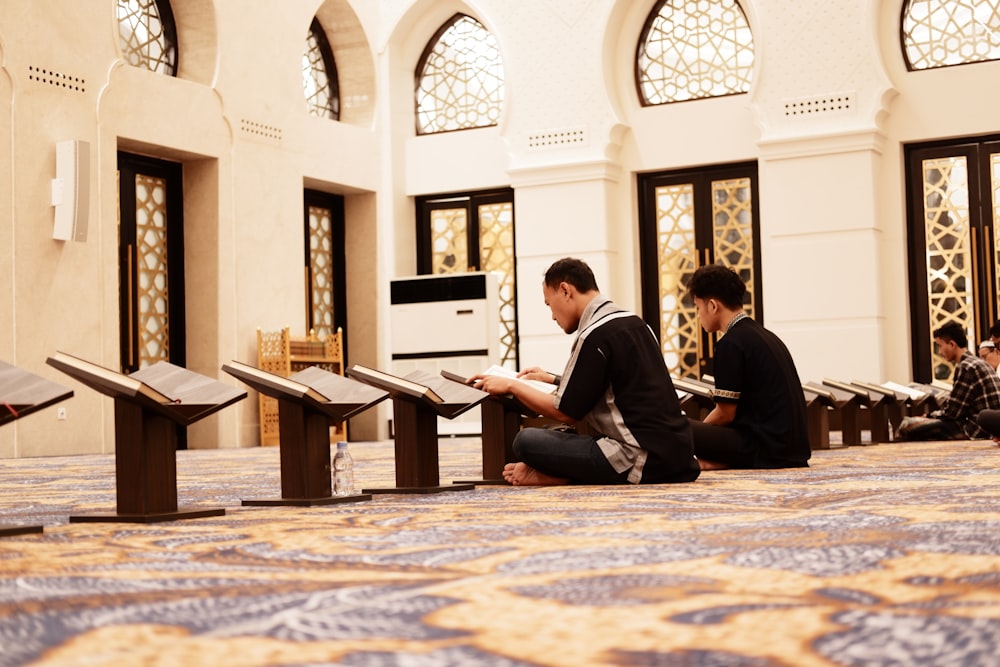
[1,438,999,666]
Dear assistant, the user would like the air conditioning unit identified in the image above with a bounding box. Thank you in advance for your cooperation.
[390,272,500,436]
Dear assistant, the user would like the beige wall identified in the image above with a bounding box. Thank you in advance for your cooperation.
[2,0,1000,456]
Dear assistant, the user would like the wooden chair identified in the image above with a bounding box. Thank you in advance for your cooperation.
[256,327,347,446]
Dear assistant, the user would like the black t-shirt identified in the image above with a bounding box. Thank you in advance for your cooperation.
[712,317,811,468]
[556,298,699,483]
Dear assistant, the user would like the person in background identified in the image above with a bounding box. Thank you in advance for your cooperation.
[978,339,1000,373]
[898,323,1000,441]
[469,257,700,486]
[684,264,811,470]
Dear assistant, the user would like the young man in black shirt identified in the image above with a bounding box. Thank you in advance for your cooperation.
[686,264,811,469]
[470,258,699,486]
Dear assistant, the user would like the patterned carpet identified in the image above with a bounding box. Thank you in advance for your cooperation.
[1,437,999,667]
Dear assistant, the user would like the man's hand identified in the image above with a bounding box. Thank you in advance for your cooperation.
[517,366,556,384]
[468,373,514,397]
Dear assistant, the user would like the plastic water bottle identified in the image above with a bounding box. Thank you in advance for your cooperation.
[333,441,355,496]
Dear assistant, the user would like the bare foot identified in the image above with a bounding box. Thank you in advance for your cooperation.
[502,462,569,486]
[697,458,731,471]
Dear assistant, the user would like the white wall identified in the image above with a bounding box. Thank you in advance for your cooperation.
[2,0,1000,456]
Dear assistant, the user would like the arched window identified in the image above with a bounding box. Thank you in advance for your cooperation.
[636,0,754,106]
[415,14,504,135]
[902,0,1000,70]
[117,0,177,75]
[303,18,340,120]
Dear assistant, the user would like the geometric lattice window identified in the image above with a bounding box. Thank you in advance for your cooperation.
[304,191,346,342]
[415,14,504,135]
[117,0,177,76]
[638,164,760,379]
[308,206,336,338]
[303,18,340,120]
[637,0,754,106]
[417,190,519,368]
[902,0,1000,70]
[135,174,172,368]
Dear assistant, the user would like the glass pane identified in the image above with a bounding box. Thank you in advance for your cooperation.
[430,208,468,273]
[638,0,754,105]
[309,205,335,338]
[992,153,1000,313]
[135,174,170,367]
[117,0,176,75]
[922,156,974,380]
[903,0,1000,70]
[416,15,504,134]
[303,21,339,119]
[655,183,700,376]
[478,202,517,369]
[712,177,755,318]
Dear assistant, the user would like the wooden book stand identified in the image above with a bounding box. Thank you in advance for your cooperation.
[46,352,245,523]
[0,360,75,536]
[348,365,488,494]
[223,361,388,506]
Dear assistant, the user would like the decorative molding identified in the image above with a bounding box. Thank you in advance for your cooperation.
[757,127,888,161]
[507,158,621,188]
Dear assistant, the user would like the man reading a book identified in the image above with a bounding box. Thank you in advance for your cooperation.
[470,258,700,486]
[685,264,811,470]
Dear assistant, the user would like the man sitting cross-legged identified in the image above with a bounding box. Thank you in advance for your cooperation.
[469,257,700,487]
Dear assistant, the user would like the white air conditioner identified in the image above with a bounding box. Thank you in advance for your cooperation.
[390,272,500,436]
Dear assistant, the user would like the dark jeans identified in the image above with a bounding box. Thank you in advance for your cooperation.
[688,419,756,468]
[897,415,967,441]
[513,427,631,484]
[976,410,1000,439]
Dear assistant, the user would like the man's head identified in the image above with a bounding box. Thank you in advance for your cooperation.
[686,264,747,333]
[934,323,969,364]
[542,258,600,334]
[979,340,1000,370]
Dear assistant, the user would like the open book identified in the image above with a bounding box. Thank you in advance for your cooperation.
[223,360,330,404]
[347,365,444,404]
[0,360,73,424]
[47,352,175,404]
[442,364,557,395]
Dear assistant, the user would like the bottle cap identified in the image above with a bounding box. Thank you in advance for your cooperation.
[336,441,348,449]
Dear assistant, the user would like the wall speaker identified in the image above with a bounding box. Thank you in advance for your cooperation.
[51,139,90,242]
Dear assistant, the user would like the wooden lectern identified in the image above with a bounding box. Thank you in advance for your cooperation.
[804,381,863,446]
[823,378,890,444]
[439,369,556,484]
[46,352,246,523]
[222,361,388,506]
[347,365,488,494]
[0,360,74,536]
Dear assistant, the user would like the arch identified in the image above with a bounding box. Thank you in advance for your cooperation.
[385,0,510,136]
[315,0,376,127]
[117,0,218,86]
[901,0,1000,70]
[635,0,755,106]
[414,13,504,135]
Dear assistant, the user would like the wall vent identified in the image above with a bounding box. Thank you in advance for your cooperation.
[783,92,855,117]
[28,65,86,93]
[528,126,587,150]
[240,118,283,142]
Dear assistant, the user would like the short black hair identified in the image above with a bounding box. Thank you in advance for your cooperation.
[990,321,1000,338]
[544,257,599,293]
[686,264,746,310]
[933,322,968,349]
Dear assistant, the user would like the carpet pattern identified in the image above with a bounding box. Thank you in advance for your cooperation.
[1,438,999,666]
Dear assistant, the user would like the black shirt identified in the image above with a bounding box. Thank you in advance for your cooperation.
[556,297,700,483]
[712,317,811,468]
